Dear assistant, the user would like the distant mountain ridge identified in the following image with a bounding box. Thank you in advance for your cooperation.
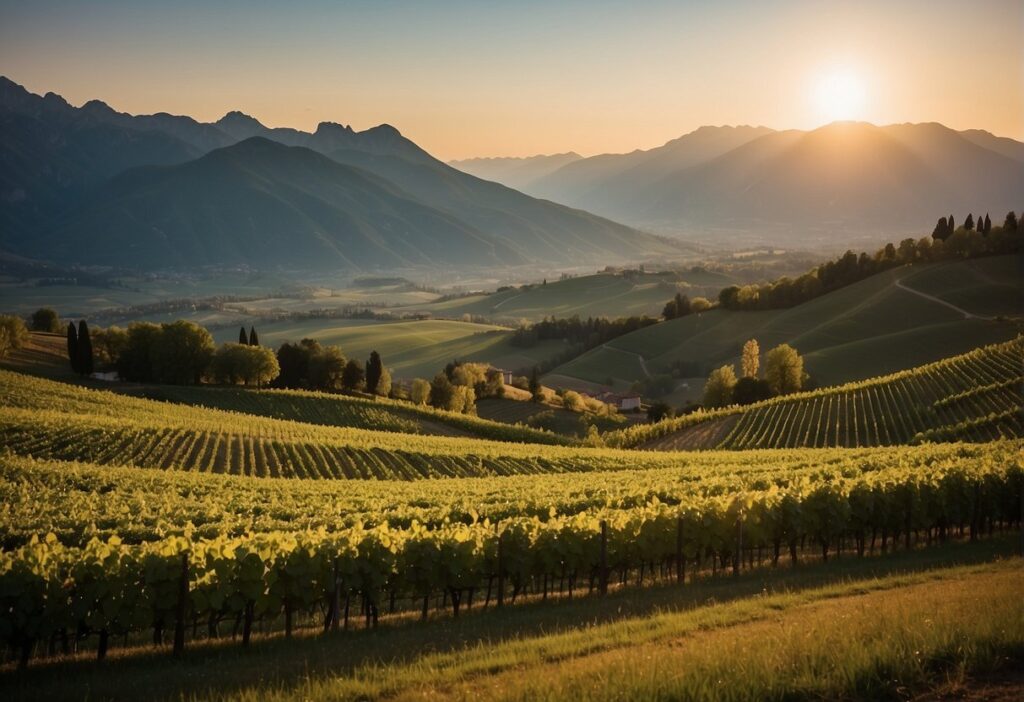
[449,153,582,191]
[1,77,680,270]
[461,122,1024,244]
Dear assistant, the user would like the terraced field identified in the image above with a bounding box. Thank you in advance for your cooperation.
[619,339,1023,450]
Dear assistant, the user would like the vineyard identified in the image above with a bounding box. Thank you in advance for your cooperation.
[2,441,1021,666]
[1,370,662,479]
[614,339,1023,450]
[131,384,572,444]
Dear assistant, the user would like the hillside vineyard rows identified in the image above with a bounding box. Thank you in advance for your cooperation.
[613,339,1023,450]
[2,441,1020,664]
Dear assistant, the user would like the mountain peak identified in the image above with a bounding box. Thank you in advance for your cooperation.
[315,121,354,135]
[215,110,266,136]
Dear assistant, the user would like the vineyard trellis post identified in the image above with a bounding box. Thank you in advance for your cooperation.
[733,518,742,577]
[599,520,608,595]
[173,551,189,657]
[675,516,684,584]
[496,529,505,608]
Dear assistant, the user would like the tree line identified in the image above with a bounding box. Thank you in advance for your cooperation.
[713,211,1020,312]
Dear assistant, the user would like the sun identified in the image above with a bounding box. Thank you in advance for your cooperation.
[814,69,867,124]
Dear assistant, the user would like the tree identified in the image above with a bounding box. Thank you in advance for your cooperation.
[983,213,991,234]
[529,366,542,402]
[1004,211,1018,232]
[429,373,455,410]
[239,326,248,345]
[150,320,215,385]
[690,297,712,312]
[740,339,760,378]
[562,390,585,412]
[77,320,94,376]
[410,378,431,405]
[212,343,279,387]
[116,322,162,382]
[67,322,79,373]
[702,365,737,408]
[375,368,392,397]
[764,343,804,395]
[364,350,384,395]
[964,213,974,231]
[91,326,128,372]
[341,359,365,392]
[732,377,775,405]
[0,315,29,360]
[309,345,346,391]
[646,401,674,423]
[248,326,259,347]
[932,216,949,241]
[31,308,60,333]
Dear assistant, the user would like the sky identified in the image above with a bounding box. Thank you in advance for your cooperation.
[1,0,1021,160]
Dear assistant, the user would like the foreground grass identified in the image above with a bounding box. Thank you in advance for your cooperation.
[2,536,1020,701]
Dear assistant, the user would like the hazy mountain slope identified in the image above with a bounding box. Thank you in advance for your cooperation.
[2,77,676,268]
[39,138,522,270]
[526,125,773,210]
[958,128,1024,163]
[635,122,1024,232]
[448,153,582,190]
[327,148,684,263]
[0,78,202,242]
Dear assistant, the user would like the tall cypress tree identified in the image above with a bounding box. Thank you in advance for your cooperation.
[964,213,974,231]
[983,213,991,234]
[249,326,258,346]
[66,322,79,373]
[239,326,248,345]
[365,351,383,395]
[77,320,94,376]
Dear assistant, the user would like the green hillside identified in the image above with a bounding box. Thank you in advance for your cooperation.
[610,339,1023,450]
[212,318,567,379]
[399,269,735,322]
[549,256,1022,400]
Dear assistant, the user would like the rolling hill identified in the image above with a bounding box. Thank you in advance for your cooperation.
[547,256,1023,401]
[1,77,680,269]
[519,122,1024,243]
[397,269,737,322]
[610,338,1023,450]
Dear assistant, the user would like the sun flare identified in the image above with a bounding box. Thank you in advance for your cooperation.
[815,69,867,124]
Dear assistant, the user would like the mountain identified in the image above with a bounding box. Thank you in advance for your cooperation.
[1,77,679,270]
[520,122,1024,243]
[0,77,203,241]
[39,138,523,270]
[449,153,582,191]
[526,125,774,206]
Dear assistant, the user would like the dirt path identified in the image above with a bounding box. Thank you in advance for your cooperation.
[601,344,651,378]
[894,278,990,320]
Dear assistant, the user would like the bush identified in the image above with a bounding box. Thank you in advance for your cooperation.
[30,308,60,333]
[410,378,431,405]
[0,315,29,359]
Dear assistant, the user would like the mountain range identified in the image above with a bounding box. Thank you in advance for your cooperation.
[1,77,679,271]
[452,123,1024,244]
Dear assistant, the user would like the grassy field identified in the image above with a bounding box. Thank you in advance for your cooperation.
[612,339,1023,449]
[3,537,1019,701]
[550,256,1023,401]
[211,319,567,379]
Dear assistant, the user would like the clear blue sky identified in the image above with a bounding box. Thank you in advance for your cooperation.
[1,0,1020,159]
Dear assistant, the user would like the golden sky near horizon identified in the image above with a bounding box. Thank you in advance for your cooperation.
[1,0,1021,160]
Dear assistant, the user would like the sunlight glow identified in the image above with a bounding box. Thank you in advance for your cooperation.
[815,69,867,124]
